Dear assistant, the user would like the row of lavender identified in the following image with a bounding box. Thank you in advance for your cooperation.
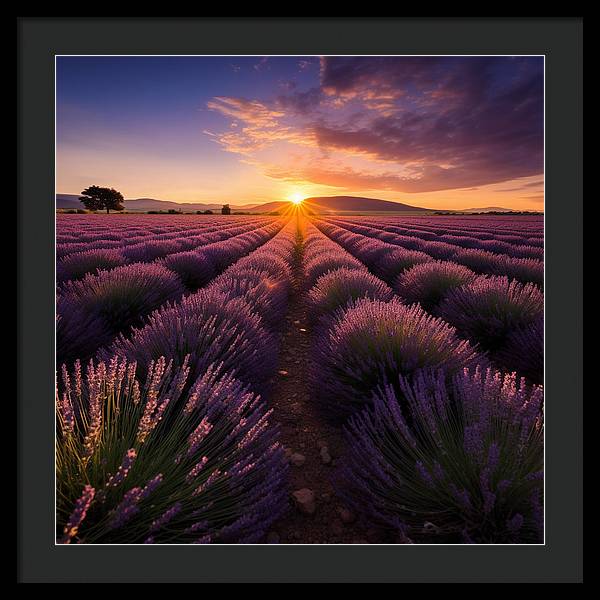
[57,213,271,245]
[320,217,544,285]
[327,214,543,246]
[313,219,543,384]
[302,220,543,543]
[57,218,301,543]
[57,215,276,282]
[57,219,285,365]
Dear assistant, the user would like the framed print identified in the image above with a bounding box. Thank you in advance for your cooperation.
[18,17,582,583]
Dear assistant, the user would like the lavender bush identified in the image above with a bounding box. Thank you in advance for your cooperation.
[438,275,543,353]
[57,263,185,365]
[209,268,290,329]
[500,256,544,288]
[451,248,505,275]
[106,289,276,393]
[162,250,215,290]
[57,248,127,283]
[313,298,481,418]
[376,247,433,282]
[122,239,184,263]
[239,253,293,282]
[308,267,394,321]
[395,261,477,311]
[304,253,364,289]
[496,317,544,384]
[453,249,543,288]
[338,367,543,543]
[56,356,288,544]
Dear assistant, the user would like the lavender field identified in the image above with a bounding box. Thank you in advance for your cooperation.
[56,212,544,545]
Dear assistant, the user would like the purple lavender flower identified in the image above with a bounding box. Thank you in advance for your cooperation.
[150,502,182,533]
[105,449,137,488]
[308,267,394,320]
[506,513,524,536]
[395,260,477,311]
[438,275,543,354]
[106,289,276,394]
[58,262,185,365]
[57,248,127,283]
[496,316,544,384]
[336,366,544,543]
[162,250,215,290]
[313,298,481,419]
[304,253,364,289]
[57,355,288,543]
[376,247,434,282]
[60,485,95,543]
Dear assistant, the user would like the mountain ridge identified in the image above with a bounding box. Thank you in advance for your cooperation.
[56,194,531,214]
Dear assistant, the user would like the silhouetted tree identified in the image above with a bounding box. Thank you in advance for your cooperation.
[79,186,125,214]
[221,204,231,215]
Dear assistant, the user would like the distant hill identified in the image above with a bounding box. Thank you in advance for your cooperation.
[249,195,431,214]
[56,194,84,209]
[304,196,429,213]
[56,194,261,212]
[59,193,529,215]
[57,194,432,214]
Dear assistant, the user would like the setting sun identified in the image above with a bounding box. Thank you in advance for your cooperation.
[288,192,305,205]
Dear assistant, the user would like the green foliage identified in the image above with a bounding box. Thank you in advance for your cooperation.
[80,186,125,214]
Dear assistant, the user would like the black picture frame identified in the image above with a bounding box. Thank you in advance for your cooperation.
[18,17,582,583]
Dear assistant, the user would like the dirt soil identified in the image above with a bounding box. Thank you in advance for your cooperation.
[264,241,395,544]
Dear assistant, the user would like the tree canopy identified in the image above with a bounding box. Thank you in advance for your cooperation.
[79,186,125,214]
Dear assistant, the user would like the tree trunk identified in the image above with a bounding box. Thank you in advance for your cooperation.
[106,208,110,214]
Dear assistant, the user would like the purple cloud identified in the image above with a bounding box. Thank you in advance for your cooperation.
[313,57,543,191]
[207,56,543,194]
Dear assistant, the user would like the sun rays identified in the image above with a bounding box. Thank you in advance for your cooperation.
[287,191,306,205]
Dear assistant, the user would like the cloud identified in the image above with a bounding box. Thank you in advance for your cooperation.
[275,87,322,115]
[207,96,284,127]
[521,194,544,203]
[206,57,543,193]
[496,179,544,192]
[253,57,270,72]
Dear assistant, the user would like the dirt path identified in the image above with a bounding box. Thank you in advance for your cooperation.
[265,235,390,544]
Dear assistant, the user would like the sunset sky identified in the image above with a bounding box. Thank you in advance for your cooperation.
[56,56,544,210]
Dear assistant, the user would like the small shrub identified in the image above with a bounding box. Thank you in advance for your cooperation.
[162,250,215,290]
[57,248,127,283]
[376,247,433,281]
[237,253,293,282]
[58,263,185,365]
[106,289,276,393]
[395,261,477,311]
[496,317,544,384]
[122,240,183,263]
[338,367,543,543]
[313,298,481,419]
[308,268,394,321]
[438,276,543,352]
[304,253,364,289]
[452,248,505,275]
[56,357,288,544]
[209,268,290,329]
[500,256,544,288]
